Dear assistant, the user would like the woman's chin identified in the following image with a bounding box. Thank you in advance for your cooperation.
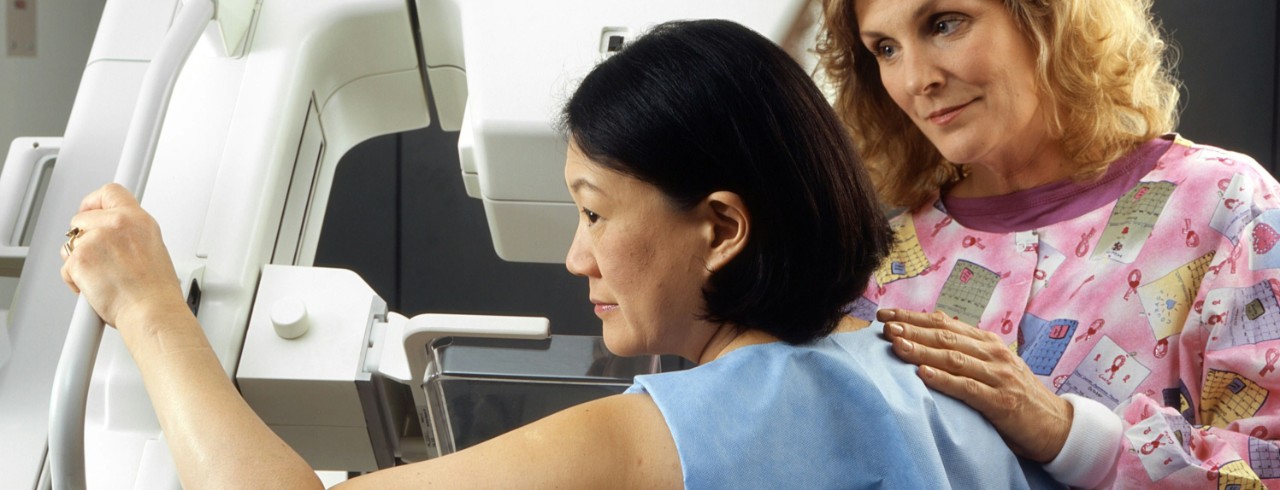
[601,331,644,358]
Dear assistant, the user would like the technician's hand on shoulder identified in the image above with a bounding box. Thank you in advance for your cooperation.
[879,308,1074,463]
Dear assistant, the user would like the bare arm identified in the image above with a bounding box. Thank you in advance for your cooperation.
[62,184,681,489]
[340,394,680,489]
[61,184,323,489]
[116,301,682,489]
[125,303,324,489]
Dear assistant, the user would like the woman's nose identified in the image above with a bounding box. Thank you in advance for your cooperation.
[902,51,944,96]
[564,227,597,277]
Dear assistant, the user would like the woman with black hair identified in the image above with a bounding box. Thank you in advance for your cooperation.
[59,19,1053,488]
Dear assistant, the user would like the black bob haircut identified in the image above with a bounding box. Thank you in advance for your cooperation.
[563,19,893,344]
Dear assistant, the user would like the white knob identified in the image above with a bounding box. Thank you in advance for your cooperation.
[271,297,309,339]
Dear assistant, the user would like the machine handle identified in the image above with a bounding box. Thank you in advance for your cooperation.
[48,1,215,488]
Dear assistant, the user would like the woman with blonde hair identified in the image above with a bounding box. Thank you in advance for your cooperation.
[819,0,1280,487]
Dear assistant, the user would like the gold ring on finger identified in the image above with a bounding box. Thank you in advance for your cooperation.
[63,226,83,255]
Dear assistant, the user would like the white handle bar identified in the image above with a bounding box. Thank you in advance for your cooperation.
[48,1,215,488]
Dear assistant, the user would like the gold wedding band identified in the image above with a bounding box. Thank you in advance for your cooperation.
[63,227,83,255]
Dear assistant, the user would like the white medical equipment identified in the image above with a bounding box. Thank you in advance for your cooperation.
[0,1,813,488]
[0,137,59,364]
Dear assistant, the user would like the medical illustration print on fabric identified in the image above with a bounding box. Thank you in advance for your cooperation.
[1201,280,1280,351]
[874,216,932,287]
[1249,210,1280,272]
[1123,406,1273,488]
[1123,410,1199,482]
[1161,382,1197,423]
[1138,252,1215,342]
[1121,399,1273,488]
[1200,369,1268,429]
[1057,335,1152,409]
[935,260,1001,327]
[842,295,879,324]
[1030,239,1067,296]
[1210,173,1260,246]
[1249,438,1280,480]
[1093,181,1177,264]
[1215,459,1266,490]
[1018,314,1077,376]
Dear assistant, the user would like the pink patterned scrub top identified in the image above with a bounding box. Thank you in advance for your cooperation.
[848,135,1280,489]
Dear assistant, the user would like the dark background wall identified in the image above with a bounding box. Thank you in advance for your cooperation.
[1153,2,1277,170]
[315,3,1280,337]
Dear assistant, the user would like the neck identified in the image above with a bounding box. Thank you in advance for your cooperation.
[832,315,871,333]
[948,139,1074,198]
[694,316,869,364]
[695,325,775,365]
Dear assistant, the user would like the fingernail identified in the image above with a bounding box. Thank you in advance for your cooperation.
[919,366,934,379]
[887,323,904,336]
[896,337,914,353]
[880,309,896,320]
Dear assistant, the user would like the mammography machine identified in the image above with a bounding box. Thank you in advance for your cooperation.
[0,1,813,488]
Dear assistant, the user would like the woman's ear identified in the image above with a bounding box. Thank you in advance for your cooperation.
[703,191,749,272]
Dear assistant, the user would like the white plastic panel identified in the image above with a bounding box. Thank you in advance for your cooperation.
[415,0,464,68]
[482,199,577,263]
[0,56,149,489]
[458,106,480,197]
[458,104,476,173]
[458,0,809,263]
[414,0,466,129]
[238,265,388,471]
[460,0,807,203]
[87,0,178,63]
[426,65,467,131]
[216,0,260,57]
[296,66,430,267]
[0,298,9,370]
[273,100,325,266]
[0,137,59,250]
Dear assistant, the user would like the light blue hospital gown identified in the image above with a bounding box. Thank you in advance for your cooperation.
[626,325,1062,489]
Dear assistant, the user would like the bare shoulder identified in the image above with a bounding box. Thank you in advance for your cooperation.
[338,394,681,489]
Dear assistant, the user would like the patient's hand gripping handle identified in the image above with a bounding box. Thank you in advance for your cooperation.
[47,2,215,488]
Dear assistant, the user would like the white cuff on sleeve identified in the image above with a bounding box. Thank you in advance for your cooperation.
[1043,394,1123,489]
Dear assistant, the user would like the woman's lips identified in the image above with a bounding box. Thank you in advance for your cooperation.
[927,101,972,126]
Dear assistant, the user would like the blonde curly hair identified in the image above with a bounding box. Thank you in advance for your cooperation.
[817,0,1181,209]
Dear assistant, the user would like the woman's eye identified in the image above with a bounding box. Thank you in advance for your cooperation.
[874,43,897,59]
[582,208,600,224]
[933,16,963,35]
